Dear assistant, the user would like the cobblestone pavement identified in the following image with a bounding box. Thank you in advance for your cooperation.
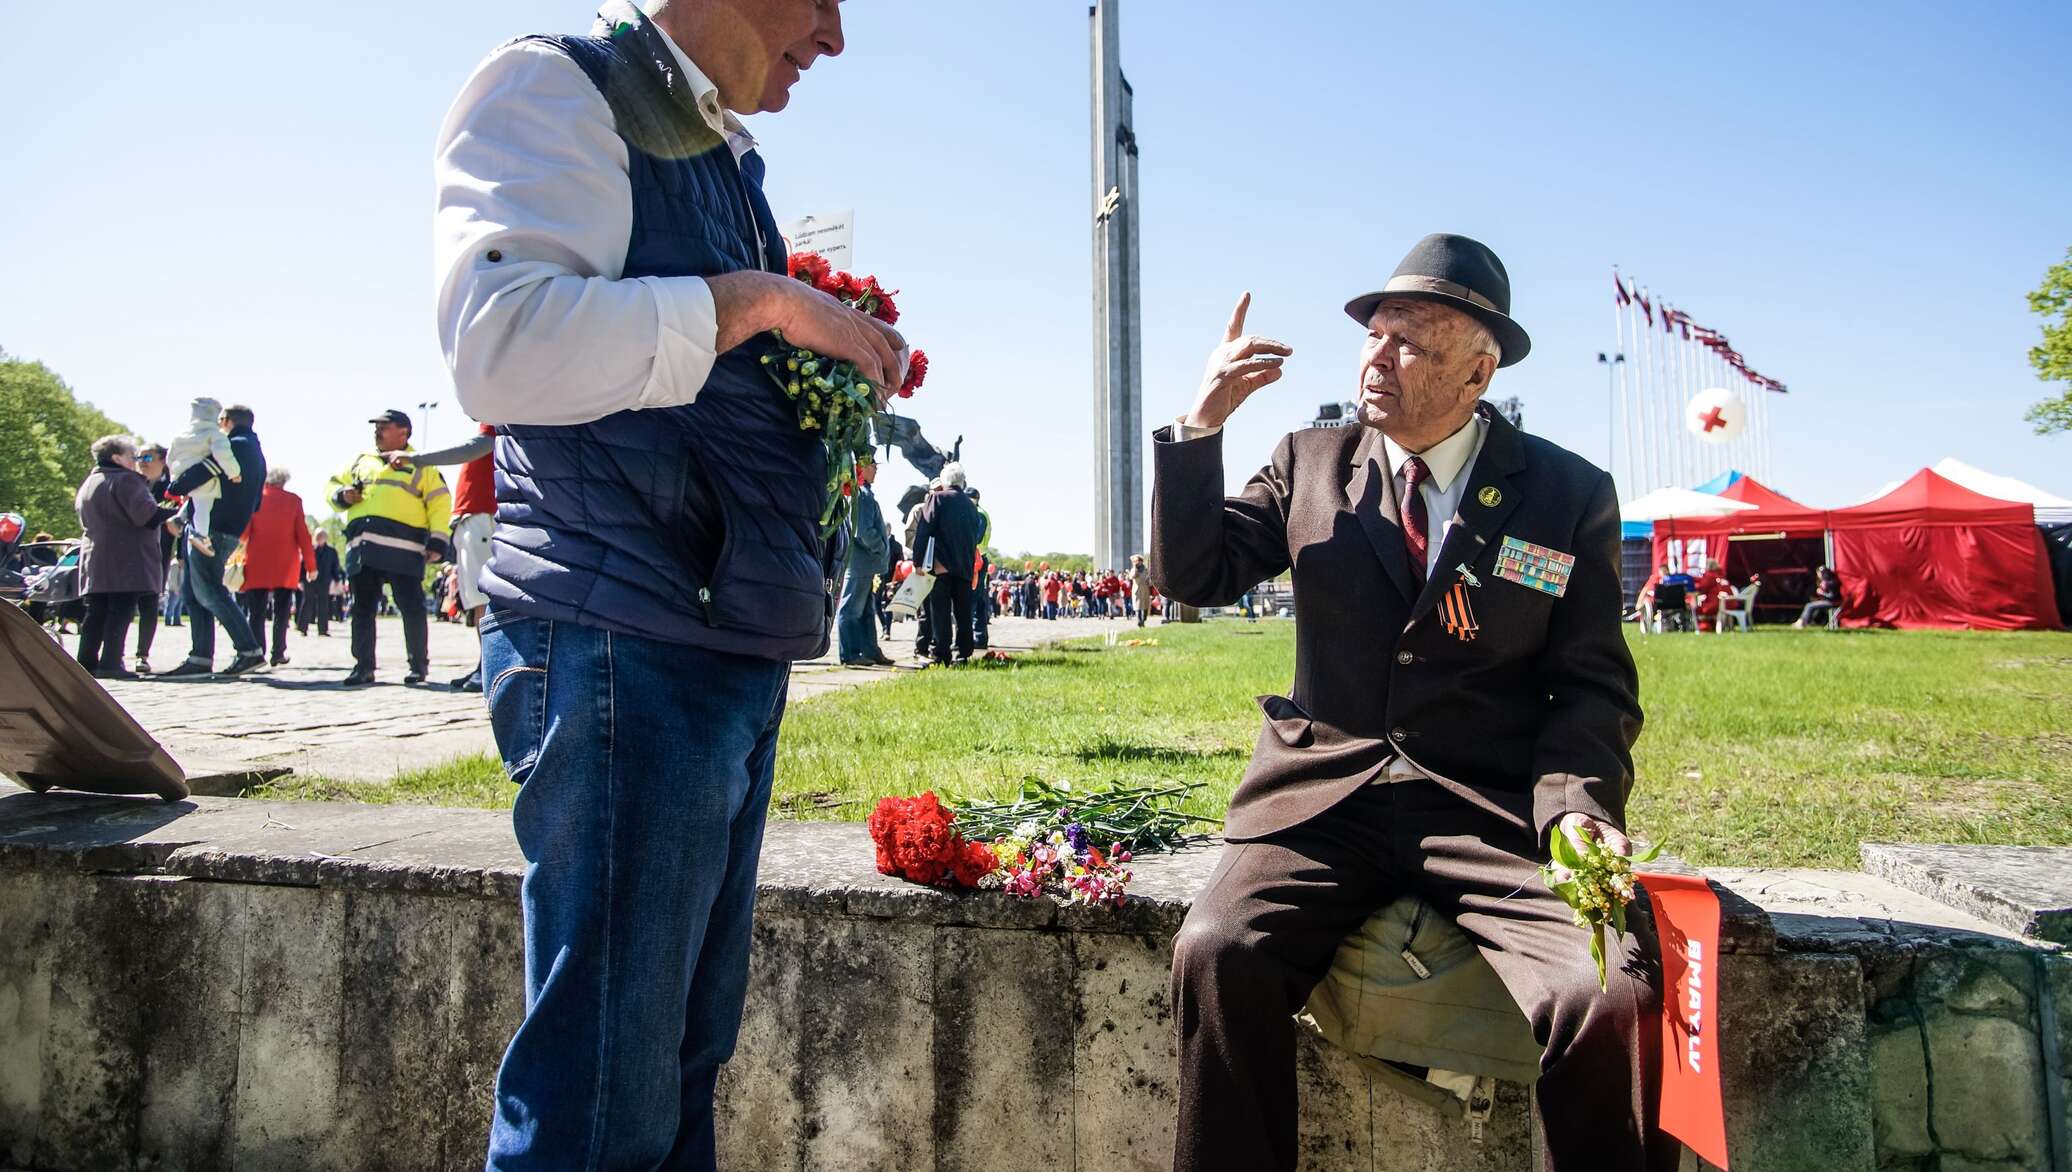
[90,612,1133,783]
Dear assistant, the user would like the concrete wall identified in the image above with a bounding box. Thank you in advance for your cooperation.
[1,784,2067,1171]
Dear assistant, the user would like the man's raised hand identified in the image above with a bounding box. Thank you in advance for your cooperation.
[1184,293,1292,430]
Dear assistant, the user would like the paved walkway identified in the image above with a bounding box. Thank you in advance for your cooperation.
[95,612,1131,784]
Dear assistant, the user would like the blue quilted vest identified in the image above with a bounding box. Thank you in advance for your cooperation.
[480,14,837,660]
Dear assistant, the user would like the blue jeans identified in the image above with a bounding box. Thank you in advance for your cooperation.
[182,531,260,664]
[835,559,882,661]
[480,608,790,1172]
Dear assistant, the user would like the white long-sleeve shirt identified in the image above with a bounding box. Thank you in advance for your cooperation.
[433,8,755,427]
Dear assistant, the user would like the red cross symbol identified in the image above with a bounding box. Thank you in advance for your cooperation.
[1698,406,1728,432]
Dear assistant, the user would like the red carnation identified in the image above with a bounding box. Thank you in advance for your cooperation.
[951,838,998,887]
[864,277,900,325]
[788,251,832,288]
[899,349,928,397]
[833,271,868,302]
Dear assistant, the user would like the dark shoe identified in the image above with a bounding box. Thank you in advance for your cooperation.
[93,667,140,681]
[133,658,153,674]
[270,654,290,667]
[160,661,213,678]
[342,668,375,687]
[450,670,482,693]
[869,654,896,667]
[218,653,266,677]
[403,669,428,686]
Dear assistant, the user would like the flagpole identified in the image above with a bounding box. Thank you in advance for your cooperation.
[1666,299,1684,488]
[1732,354,1747,481]
[1762,386,1774,483]
[1619,286,1638,495]
[1611,283,1629,496]
[1627,289,1647,491]
[1640,288,1659,489]
[1745,374,1759,482]
[1757,385,1770,483]
[1640,296,1658,492]
[1674,306,1692,486]
[1765,389,1775,483]
[1676,308,1691,487]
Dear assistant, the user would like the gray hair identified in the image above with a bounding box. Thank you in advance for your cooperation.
[265,467,292,487]
[941,462,968,489]
[91,434,137,465]
[1460,317,1501,366]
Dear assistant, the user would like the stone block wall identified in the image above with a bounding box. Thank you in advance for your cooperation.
[1,785,2068,1171]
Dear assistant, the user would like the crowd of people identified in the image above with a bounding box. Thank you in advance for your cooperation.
[25,402,1174,688]
[21,400,494,689]
[828,461,1166,670]
[984,558,1156,625]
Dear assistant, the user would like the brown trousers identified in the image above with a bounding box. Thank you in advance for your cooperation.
[1170,777,1682,1172]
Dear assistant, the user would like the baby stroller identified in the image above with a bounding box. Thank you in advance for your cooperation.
[16,535,86,631]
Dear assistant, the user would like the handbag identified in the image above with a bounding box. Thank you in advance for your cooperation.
[888,538,935,621]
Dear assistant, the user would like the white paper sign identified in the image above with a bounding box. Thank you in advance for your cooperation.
[780,210,854,271]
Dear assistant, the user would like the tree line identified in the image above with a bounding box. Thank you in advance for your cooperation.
[0,349,132,539]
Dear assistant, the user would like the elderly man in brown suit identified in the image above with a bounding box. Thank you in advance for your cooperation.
[1155,234,1678,1172]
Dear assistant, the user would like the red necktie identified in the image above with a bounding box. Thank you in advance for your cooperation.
[1401,456,1431,590]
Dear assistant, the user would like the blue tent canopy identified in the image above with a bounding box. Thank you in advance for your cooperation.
[1690,469,1746,495]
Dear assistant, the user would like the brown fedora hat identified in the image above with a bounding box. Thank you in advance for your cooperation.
[1343,233,1531,367]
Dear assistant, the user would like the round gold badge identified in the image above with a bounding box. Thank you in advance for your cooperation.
[1478,487,1502,507]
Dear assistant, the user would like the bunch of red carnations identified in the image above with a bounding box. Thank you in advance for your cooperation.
[763,250,929,540]
[866,791,999,889]
[865,790,1136,907]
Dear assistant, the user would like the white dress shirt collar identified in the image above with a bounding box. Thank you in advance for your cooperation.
[1383,411,1486,493]
[624,0,756,150]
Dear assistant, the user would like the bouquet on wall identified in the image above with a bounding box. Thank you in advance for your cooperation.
[866,781,1210,907]
[763,251,929,540]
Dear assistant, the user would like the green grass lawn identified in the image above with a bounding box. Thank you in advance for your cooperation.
[256,621,2072,870]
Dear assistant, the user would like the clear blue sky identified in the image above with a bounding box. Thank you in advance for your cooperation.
[3,1,2067,554]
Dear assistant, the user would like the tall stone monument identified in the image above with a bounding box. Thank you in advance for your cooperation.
[1090,0,1142,570]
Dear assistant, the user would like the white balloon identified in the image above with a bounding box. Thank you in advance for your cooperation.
[1685,387,1745,445]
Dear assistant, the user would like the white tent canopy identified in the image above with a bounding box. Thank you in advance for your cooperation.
[1619,486,1758,523]
[1855,458,2072,524]
[1929,458,2072,525]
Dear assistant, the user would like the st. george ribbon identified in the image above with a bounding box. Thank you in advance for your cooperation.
[1636,872,1728,1167]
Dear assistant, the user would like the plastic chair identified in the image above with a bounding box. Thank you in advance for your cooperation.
[1717,580,1760,633]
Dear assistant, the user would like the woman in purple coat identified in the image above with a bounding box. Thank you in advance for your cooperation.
[73,435,178,679]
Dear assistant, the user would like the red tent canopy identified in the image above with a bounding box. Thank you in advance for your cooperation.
[1653,476,1828,542]
[1650,477,1833,620]
[1827,469,2059,631]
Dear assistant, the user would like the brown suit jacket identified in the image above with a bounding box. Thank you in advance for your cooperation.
[1149,404,1641,846]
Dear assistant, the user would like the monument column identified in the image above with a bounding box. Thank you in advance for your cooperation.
[1091,0,1142,571]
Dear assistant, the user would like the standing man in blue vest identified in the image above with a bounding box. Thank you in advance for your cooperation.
[434,3,902,1168]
